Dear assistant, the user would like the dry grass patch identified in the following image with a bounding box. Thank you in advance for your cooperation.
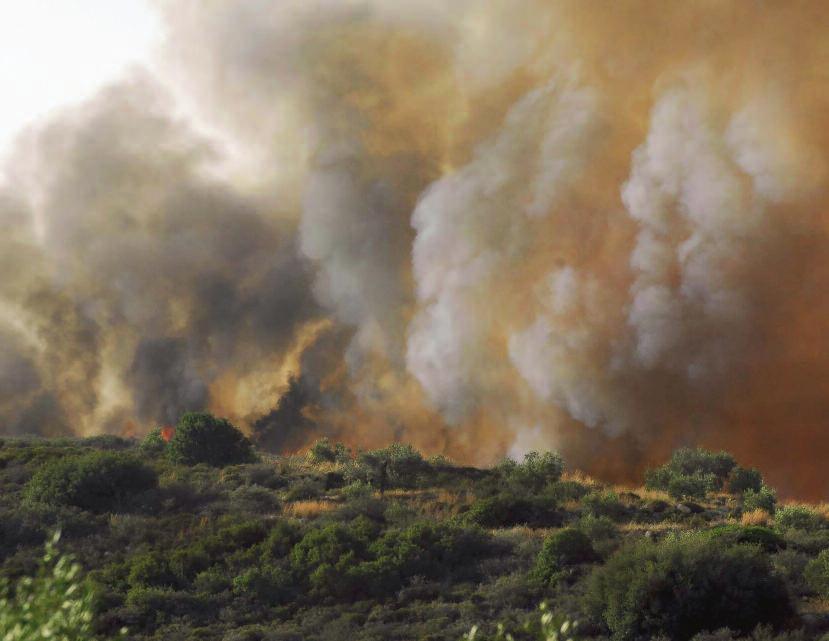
[780,501,829,521]
[620,521,689,534]
[801,597,829,616]
[741,508,773,526]
[284,500,337,518]
[561,470,601,488]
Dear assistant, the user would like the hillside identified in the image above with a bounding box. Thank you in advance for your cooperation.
[1,416,828,641]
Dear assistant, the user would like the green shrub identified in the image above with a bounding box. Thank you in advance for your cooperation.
[307,438,351,465]
[497,451,564,492]
[804,549,829,596]
[24,452,157,513]
[577,514,620,555]
[534,528,598,584]
[667,448,736,483]
[308,437,337,463]
[167,412,256,467]
[79,435,134,450]
[349,443,429,489]
[547,479,590,502]
[285,477,324,501]
[124,585,212,621]
[776,505,825,531]
[261,520,302,561]
[646,448,736,497]
[128,552,177,589]
[727,466,763,494]
[168,547,211,584]
[193,566,230,594]
[743,485,777,515]
[0,531,107,641]
[667,472,716,500]
[465,493,560,528]
[586,533,793,641]
[228,484,280,513]
[139,428,167,454]
[582,491,627,521]
[462,602,581,641]
[233,565,293,604]
[704,525,785,552]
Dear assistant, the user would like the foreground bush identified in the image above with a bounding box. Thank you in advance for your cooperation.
[24,451,157,513]
[0,531,108,641]
[586,532,793,641]
[462,602,580,641]
[167,412,256,467]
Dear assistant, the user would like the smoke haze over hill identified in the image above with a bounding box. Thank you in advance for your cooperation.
[2,1,829,497]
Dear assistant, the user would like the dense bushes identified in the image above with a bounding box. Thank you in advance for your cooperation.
[465,493,560,528]
[343,443,430,490]
[805,549,829,596]
[727,466,763,494]
[704,525,785,552]
[645,448,737,499]
[775,505,825,531]
[167,412,256,467]
[586,533,793,641]
[743,486,777,514]
[287,518,491,600]
[534,528,598,584]
[1,436,820,641]
[497,451,564,492]
[24,452,157,513]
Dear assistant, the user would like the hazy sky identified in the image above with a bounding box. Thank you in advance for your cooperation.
[0,0,160,157]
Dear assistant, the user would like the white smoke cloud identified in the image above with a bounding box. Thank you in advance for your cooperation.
[407,77,602,422]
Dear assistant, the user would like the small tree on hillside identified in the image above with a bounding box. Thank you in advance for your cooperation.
[168,412,256,467]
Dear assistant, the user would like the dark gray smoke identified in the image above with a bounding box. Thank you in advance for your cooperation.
[0,72,320,434]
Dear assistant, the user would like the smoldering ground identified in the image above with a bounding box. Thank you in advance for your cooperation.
[2,1,829,497]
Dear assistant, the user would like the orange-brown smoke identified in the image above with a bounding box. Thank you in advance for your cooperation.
[2,1,829,497]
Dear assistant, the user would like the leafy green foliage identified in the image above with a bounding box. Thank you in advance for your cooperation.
[465,493,560,528]
[646,448,736,500]
[534,528,598,584]
[462,602,581,641]
[667,472,716,500]
[804,549,829,596]
[139,427,167,454]
[586,533,793,641]
[704,525,785,552]
[0,531,114,641]
[497,451,564,492]
[0,438,816,641]
[775,505,825,531]
[727,466,763,494]
[167,412,256,467]
[24,452,157,512]
[581,491,627,520]
[743,485,777,514]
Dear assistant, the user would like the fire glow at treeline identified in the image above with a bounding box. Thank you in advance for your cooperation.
[2,1,829,497]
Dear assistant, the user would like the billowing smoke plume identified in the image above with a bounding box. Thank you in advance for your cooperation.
[2,1,829,496]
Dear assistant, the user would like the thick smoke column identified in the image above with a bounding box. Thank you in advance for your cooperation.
[0,74,319,434]
[2,1,829,497]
